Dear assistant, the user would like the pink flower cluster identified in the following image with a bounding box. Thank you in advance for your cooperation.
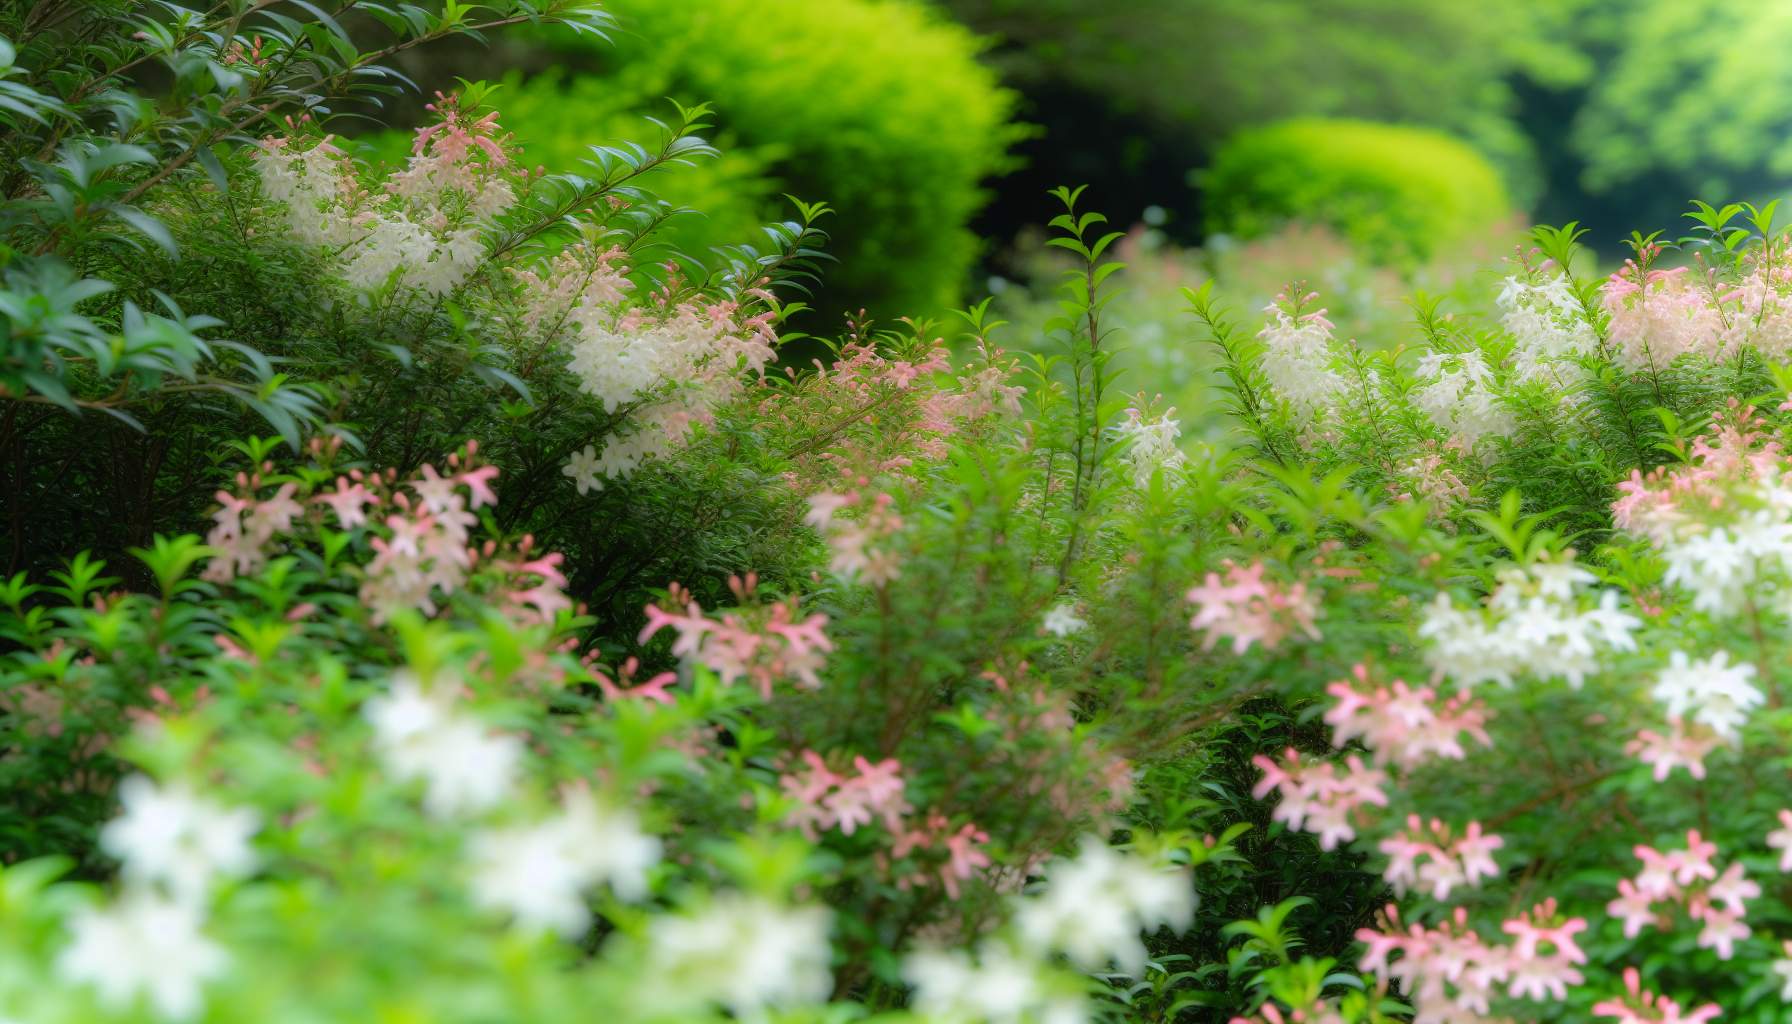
[778,749,910,838]
[1390,450,1472,521]
[768,334,1020,488]
[202,441,568,628]
[639,575,832,699]
[1250,748,1387,850]
[1601,262,1728,371]
[1626,717,1723,781]
[1611,401,1784,545]
[1358,900,1588,1018]
[1378,815,1503,900]
[204,473,302,582]
[1187,560,1321,654]
[1766,808,1792,870]
[1606,831,1758,959]
[1592,967,1721,1024]
[889,812,992,899]
[805,488,903,585]
[1323,663,1492,769]
[1603,251,1792,372]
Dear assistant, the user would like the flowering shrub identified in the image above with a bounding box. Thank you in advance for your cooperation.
[21,3,1792,1022]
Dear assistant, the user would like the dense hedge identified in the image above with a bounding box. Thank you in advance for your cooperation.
[504,0,1023,324]
[1200,117,1514,264]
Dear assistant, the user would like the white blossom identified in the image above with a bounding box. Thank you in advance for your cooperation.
[56,891,227,1020]
[99,776,259,902]
[1411,349,1513,451]
[1257,308,1345,424]
[1041,603,1088,638]
[1420,561,1639,689]
[562,445,603,494]
[1496,273,1596,382]
[644,893,833,1014]
[1651,650,1763,742]
[1012,839,1192,974]
[364,674,522,818]
[1115,406,1187,487]
[904,943,1086,1024]
[469,790,660,936]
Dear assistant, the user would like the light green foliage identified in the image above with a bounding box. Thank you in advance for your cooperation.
[1201,118,1515,265]
[504,0,1023,323]
[1573,0,1792,202]
[942,0,1588,204]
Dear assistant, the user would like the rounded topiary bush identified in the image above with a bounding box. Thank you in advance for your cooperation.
[1200,118,1513,265]
[504,0,1023,324]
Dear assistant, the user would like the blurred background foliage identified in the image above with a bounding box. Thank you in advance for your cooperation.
[372,0,1792,331]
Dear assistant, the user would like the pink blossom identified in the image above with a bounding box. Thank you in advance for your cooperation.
[1627,719,1720,781]
[1592,966,1721,1024]
[1251,749,1386,851]
[1188,560,1321,654]
[1766,809,1792,871]
[1323,662,1490,768]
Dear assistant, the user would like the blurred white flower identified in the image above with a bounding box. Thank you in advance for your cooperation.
[469,790,660,936]
[562,445,603,494]
[1257,307,1345,424]
[1419,562,1639,689]
[1651,650,1763,742]
[100,775,259,902]
[365,674,522,818]
[1115,406,1186,488]
[904,943,1086,1024]
[1013,839,1192,974]
[56,890,227,1020]
[646,893,832,1013]
[1041,603,1088,638]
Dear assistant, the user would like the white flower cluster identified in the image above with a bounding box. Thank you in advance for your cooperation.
[1041,602,1088,638]
[1411,349,1513,451]
[1257,306,1346,425]
[559,300,776,491]
[904,839,1193,1024]
[364,673,524,818]
[363,672,663,938]
[643,892,834,1015]
[1496,274,1597,383]
[1420,560,1641,689]
[1658,476,1792,617]
[904,944,1086,1024]
[468,790,661,937]
[1651,650,1764,742]
[251,116,514,298]
[57,776,260,1019]
[1115,404,1188,488]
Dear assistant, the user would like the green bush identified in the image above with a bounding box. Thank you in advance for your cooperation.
[1200,118,1514,265]
[504,0,1023,324]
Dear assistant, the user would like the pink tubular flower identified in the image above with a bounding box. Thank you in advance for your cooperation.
[1323,662,1491,768]
[806,489,903,585]
[823,758,910,836]
[939,823,992,898]
[1592,966,1721,1024]
[1501,899,1587,1002]
[1614,833,1756,958]
[1627,719,1721,781]
[1376,816,1504,900]
[1251,749,1387,851]
[1766,809,1792,871]
[639,577,832,699]
[1187,560,1321,654]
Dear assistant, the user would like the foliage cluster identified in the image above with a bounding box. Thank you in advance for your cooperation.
[16,4,1792,1024]
[1200,119,1514,266]
[496,0,1023,324]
